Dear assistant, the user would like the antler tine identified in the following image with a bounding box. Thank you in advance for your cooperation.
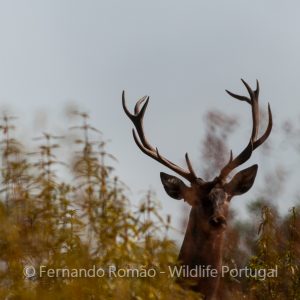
[122,91,154,151]
[219,80,272,180]
[219,141,253,180]
[185,153,197,179]
[253,103,273,150]
[225,89,251,104]
[123,91,197,182]
[134,95,148,115]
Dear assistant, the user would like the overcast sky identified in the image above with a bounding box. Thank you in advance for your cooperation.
[0,1,299,240]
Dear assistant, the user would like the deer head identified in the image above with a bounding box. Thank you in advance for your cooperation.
[122,80,272,234]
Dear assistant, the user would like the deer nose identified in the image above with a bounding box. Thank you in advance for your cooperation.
[209,216,227,228]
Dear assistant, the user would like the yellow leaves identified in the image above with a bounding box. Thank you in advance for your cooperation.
[1,110,298,299]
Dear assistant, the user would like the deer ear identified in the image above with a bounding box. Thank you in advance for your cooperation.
[160,172,187,200]
[224,164,258,196]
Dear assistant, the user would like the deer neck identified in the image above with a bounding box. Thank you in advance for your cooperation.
[178,207,225,299]
[179,206,225,269]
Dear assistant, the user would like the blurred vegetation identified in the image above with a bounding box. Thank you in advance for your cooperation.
[0,109,299,299]
[201,110,300,300]
[0,112,199,300]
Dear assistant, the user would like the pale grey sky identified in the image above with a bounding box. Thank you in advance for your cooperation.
[0,1,299,239]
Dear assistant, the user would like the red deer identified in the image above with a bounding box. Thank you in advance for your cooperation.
[122,79,272,299]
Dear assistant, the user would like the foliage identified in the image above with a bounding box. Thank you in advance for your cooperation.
[219,202,300,300]
[0,109,300,299]
[200,110,300,299]
[0,112,199,300]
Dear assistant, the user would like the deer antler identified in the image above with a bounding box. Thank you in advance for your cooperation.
[122,91,197,182]
[218,79,272,181]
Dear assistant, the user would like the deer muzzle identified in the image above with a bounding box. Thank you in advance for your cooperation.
[209,215,227,229]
